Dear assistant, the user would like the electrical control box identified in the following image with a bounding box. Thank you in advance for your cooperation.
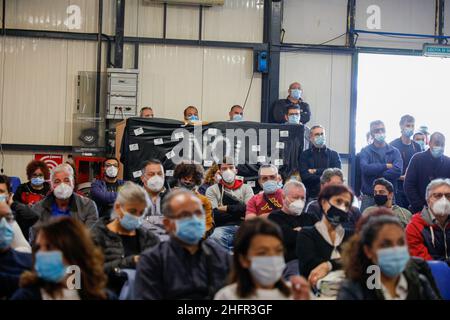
[106,68,139,119]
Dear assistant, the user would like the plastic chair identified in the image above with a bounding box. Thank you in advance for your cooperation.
[427,260,450,300]
[9,176,21,194]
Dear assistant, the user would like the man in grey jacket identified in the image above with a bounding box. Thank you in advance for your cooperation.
[205,157,254,252]
[30,164,98,242]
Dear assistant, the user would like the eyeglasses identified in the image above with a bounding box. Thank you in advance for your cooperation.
[431,193,450,200]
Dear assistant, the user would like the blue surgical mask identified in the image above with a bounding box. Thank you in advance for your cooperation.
[35,251,67,283]
[314,135,326,147]
[262,180,279,194]
[402,128,414,138]
[374,133,386,143]
[232,114,243,121]
[377,246,410,278]
[188,115,199,121]
[430,146,444,158]
[174,214,206,245]
[31,177,45,186]
[120,211,143,231]
[416,140,425,151]
[290,89,302,100]
[0,218,14,249]
[288,114,300,124]
[0,194,7,202]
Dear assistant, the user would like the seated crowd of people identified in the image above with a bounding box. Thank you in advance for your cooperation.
[0,85,449,300]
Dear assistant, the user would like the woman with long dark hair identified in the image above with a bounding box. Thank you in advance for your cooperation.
[214,218,310,300]
[11,217,111,300]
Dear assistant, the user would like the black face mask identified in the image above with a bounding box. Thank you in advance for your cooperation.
[179,181,195,190]
[325,203,349,227]
[374,194,388,206]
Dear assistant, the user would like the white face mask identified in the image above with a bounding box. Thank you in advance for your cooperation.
[146,175,164,192]
[288,199,305,215]
[221,169,236,184]
[105,166,118,178]
[249,256,286,287]
[53,183,73,200]
[432,197,450,216]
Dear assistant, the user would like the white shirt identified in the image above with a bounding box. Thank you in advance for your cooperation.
[41,288,80,300]
[314,216,345,260]
[380,274,408,300]
[214,283,292,300]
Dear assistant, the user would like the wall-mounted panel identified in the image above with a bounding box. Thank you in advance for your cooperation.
[280,51,351,153]
[202,0,264,43]
[282,0,347,45]
[355,0,436,49]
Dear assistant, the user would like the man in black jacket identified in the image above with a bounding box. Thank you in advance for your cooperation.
[135,189,230,300]
[270,82,311,124]
[300,125,342,200]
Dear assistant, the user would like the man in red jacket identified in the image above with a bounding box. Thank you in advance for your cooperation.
[405,178,450,261]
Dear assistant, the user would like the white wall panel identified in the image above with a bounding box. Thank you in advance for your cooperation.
[167,5,199,40]
[282,0,347,45]
[202,0,264,43]
[125,0,164,37]
[355,0,435,49]
[139,45,204,120]
[6,0,116,35]
[139,45,261,122]
[280,52,351,153]
[202,48,261,121]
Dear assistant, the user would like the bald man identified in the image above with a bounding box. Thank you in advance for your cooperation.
[270,82,311,124]
[134,189,230,300]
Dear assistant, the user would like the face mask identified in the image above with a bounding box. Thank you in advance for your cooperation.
[377,246,410,278]
[53,183,73,200]
[249,256,286,287]
[105,166,118,178]
[288,199,305,215]
[147,175,165,192]
[277,181,283,189]
[288,114,300,124]
[31,177,45,186]
[221,169,236,184]
[174,215,206,245]
[374,133,386,143]
[314,135,326,147]
[0,194,7,202]
[402,128,414,138]
[179,181,195,190]
[232,114,243,121]
[0,218,14,250]
[290,89,302,100]
[120,211,143,231]
[325,203,349,227]
[431,197,450,216]
[374,194,388,206]
[35,251,67,283]
[430,146,444,159]
[188,115,199,121]
[416,140,425,151]
[262,180,279,194]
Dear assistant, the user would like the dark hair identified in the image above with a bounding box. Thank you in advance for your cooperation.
[342,212,404,281]
[369,120,384,132]
[173,163,204,186]
[183,106,198,117]
[413,132,425,139]
[218,156,235,169]
[229,218,290,298]
[102,157,119,167]
[317,184,354,211]
[26,160,50,180]
[20,217,108,300]
[285,104,300,114]
[430,132,446,145]
[141,159,163,170]
[372,178,394,194]
[399,114,415,126]
[230,105,243,113]
[0,174,11,193]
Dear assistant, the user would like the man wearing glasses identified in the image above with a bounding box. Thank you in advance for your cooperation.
[406,178,450,262]
[359,120,403,212]
[91,157,125,218]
